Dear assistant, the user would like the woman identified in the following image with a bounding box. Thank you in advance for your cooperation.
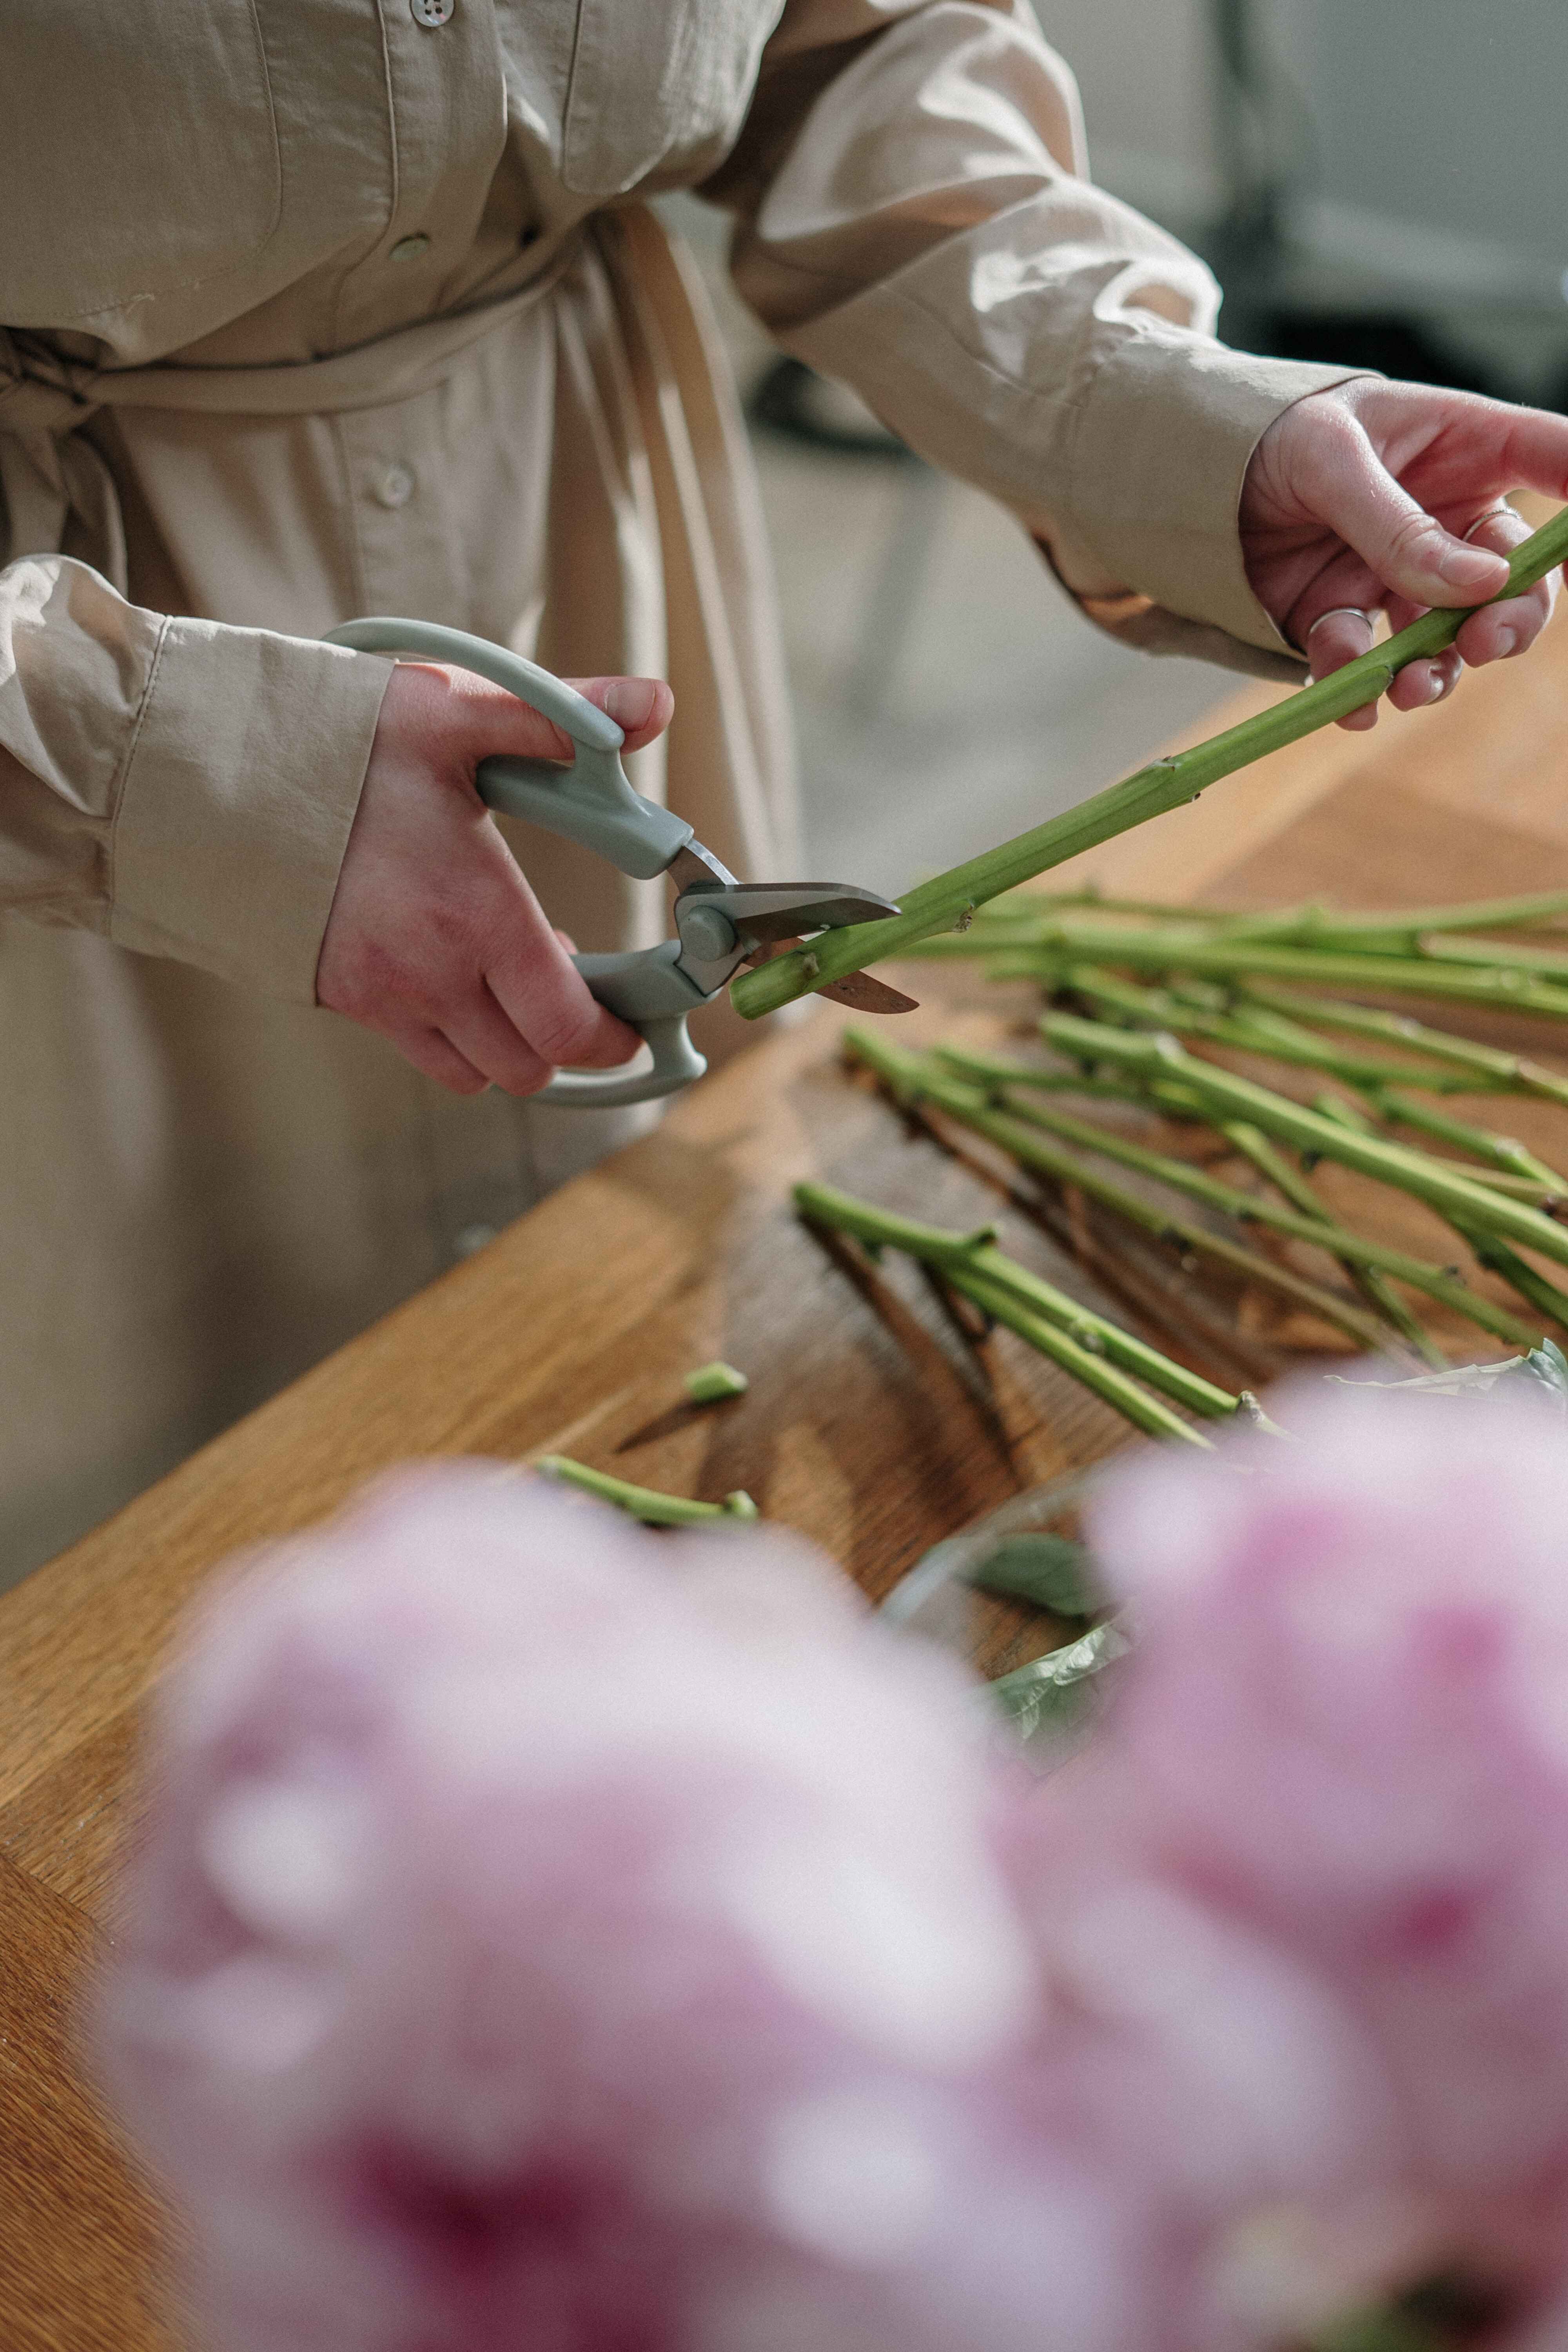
[3,0,1563,1574]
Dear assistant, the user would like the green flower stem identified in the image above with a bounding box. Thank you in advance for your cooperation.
[932,1045,1214,1120]
[1213,1117,1446,1366]
[1056,965,1484,1093]
[535,1455,758,1523]
[1413,932,1568,979]
[918,928,1568,1023]
[846,1030,1398,1354]
[1360,1088,1567,1193]
[1312,1094,1568,1331]
[931,1051,1534,1348]
[733,510,1568,1018]
[996,885,1568,945]
[1449,1225,1568,1334]
[793,1178,1242,1421]
[1236,987,1568,1107]
[1041,1012,1568,1269]
[940,1263,1213,1446]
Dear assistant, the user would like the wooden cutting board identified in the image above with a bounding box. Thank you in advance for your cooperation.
[7,593,1568,2349]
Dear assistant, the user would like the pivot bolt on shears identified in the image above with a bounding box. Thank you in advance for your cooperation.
[326,619,913,1109]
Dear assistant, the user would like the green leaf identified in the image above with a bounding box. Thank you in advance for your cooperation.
[967,1531,1103,1617]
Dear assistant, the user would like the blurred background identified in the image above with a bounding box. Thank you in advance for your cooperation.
[669,0,1568,887]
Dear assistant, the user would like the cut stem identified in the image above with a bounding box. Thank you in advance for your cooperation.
[1216,1118,1446,1366]
[1236,986,1568,1108]
[1359,1087,1567,1193]
[1039,1013,1568,1270]
[1057,964,1486,1093]
[846,1031,1399,1355]
[931,1050,1534,1348]
[535,1456,758,1523]
[793,1178,1243,1422]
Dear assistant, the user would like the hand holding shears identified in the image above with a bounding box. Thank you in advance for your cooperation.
[323,619,909,1107]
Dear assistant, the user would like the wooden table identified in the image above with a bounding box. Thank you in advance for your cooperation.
[8,599,1568,2348]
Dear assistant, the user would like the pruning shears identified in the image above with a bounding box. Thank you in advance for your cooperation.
[326,619,913,1108]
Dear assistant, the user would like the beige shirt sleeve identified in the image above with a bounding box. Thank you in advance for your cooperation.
[710,0,1365,678]
[0,556,391,1000]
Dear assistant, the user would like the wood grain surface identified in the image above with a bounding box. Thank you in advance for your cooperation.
[8,586,1568,2348]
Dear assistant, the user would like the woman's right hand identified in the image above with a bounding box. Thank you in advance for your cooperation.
[316,659,674,1095]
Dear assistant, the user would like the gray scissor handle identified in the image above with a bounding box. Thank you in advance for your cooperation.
[325,618,692,878]
[325,617,705,1109]
[535,944,709,1109]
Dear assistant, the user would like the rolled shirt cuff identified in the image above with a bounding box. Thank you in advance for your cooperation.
[109,619,392,1002]
[1040,330,1374,665]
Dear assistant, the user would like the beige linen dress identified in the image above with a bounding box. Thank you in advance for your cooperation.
[0,0,1352,1576]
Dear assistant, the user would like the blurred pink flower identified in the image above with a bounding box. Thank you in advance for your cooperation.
[95,1390,1568,2351]
[95,1465,1064,2352]
[1076,1382,1568,2333]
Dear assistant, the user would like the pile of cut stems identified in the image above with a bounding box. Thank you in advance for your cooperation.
[794,1178,1275,1448]
[827,886,1568,1383]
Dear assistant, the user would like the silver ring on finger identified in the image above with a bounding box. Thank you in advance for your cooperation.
[1301,606,1376,675]
[1462,505,1515,543]
[1305,605,1376,642]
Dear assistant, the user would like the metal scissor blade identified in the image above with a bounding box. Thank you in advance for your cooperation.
[733,937,920,1016]
[815,970,920,1014]
[670,864,914,1009]
[707,879,902,945]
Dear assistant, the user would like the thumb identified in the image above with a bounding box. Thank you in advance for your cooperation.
[568,674,676,754]
[1305,419,1510,609]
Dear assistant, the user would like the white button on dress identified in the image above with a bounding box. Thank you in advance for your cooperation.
[410,0,454,25]
[374,463,416,510]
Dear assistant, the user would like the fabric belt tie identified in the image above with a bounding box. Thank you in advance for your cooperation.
[0,238,581,592]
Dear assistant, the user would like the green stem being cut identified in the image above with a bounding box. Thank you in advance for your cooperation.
[730,508,1568,1018]
[535,1455,758,1523]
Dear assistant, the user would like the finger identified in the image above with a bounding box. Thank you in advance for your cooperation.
[438,985,555,1098]
[1348,382,1568,518]
[1304,607,1376,679]
[430,666,675,768]
[1294,409,1510,610]
[569,675,677,754]
[1465,398,1568,508]
[483,890,642,1071]
[1450,507,1555,667]
[381,1021,491,1096]
[1302,606,1385,731]
[1388,647,1463,712]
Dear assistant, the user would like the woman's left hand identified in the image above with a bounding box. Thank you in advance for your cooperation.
[1240,378,1568,730]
